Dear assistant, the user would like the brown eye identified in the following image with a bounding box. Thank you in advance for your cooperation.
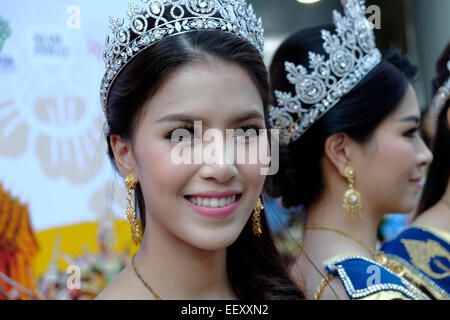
[403,127,419,138]
[233,125,261,140]
[165,126,195,141]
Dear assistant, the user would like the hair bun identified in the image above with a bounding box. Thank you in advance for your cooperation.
[383,49,418,80]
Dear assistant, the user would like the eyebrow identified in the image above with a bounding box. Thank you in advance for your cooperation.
[231,110,265,124]
[156,110,264,124]
[400,115,421,124]
[156,114,198,123]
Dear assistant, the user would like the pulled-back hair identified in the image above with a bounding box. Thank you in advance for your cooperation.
[266,25,418,209]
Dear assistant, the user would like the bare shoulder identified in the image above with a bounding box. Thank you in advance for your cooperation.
[289,255,345,300]
[318,277,349,300]
[95,281,126,300]
[95,264,144,300]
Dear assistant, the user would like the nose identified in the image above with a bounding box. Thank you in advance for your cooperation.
[198,162,238,183]
[416,135,433,168]
[198,136,238,183]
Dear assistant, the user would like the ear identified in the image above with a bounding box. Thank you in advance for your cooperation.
[323,133,353,177]
[109,135,136,180]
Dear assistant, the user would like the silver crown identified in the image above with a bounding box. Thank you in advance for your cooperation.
[100,0,264,114]
[429,60,450,121]
[269,0,382,146]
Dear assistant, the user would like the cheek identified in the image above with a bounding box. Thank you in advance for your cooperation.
[357,136,418,213]
[136,141,194,200]
[238,163,266,190]
[375,137,416,172]
[241,136,270,188]
[360,137,416,201]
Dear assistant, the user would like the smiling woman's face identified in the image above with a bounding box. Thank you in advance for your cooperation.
[351,85,433,215]
[113,59,269,251]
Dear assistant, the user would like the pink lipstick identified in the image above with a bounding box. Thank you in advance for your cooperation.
[184,190,241,219]
[410,178,423,190]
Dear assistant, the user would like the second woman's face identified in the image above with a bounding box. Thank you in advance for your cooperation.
[130,60,269,251]
[353,85,433,214]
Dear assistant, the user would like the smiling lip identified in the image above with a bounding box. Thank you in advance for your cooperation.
[184,190,242,219]
[410,178,423,189]
[185,190,241,198]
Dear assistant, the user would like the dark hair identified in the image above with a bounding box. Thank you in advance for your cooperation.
[417,43,450,215]
[265,25,418,209]
[105,30,304,299]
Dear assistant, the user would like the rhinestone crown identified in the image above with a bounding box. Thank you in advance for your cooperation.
[100,0,264,114]
[269,0,382,145]
[429,60,450,121]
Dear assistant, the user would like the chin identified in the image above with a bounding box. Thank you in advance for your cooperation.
[190,239,237,251]
[392,200,416,214]
[379,190,417,214]
[186,229,242,251]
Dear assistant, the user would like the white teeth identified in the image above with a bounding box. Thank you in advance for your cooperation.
[187,195,239,208]
[210,198,219,208]
[219,198,227,207]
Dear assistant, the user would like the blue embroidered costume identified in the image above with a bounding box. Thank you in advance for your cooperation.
[381,225,450,299]
[324,255,429,300]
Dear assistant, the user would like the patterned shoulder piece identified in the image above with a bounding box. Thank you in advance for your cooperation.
[325,256,429,300]
[381,226,450,299]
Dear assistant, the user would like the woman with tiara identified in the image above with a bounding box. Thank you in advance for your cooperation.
[381,44,450,300]
[266,0,432,300]
[96,0,304,300]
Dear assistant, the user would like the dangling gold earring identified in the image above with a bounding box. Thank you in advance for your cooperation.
[125,173,142,245]
[252,197,264,237]
[343,166,363,221]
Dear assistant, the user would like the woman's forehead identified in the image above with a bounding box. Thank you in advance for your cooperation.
[141,61,265,124]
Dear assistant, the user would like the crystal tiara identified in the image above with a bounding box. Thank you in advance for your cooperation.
[100,0,264,115]
[429,60,450,121]
[269,0,382,146]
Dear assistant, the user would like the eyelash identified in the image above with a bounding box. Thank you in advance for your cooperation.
[235,125,262,138]
[403,127,420,138]
[164,124,263,141]
[164,124,195,140]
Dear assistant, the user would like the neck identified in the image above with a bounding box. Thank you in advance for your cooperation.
[304,188,381,260]
[134,222,237,300]
[295,189,382,300]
